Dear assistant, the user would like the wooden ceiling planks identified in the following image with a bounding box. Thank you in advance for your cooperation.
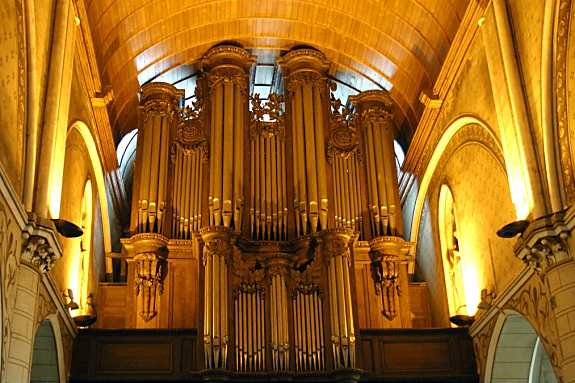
[85,0,470,138]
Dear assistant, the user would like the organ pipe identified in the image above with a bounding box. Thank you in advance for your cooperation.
[279,49,330,236]
[249,94,288,240]
[203,45,254,231]
[319,229,356,369]
[234,283,265,371]
[350,90,402,238]
[134,83,183,234]
[170,96,208,239]
[201,227,231,369]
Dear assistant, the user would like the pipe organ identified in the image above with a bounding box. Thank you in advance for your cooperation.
[120,44,416,374]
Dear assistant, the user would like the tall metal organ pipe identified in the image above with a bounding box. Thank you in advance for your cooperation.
[279,49,330,236]
[133,83,183,234]
[203,46,253,231]
[350,91,403,238]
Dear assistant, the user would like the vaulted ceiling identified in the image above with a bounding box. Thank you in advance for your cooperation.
[85,0,470,141]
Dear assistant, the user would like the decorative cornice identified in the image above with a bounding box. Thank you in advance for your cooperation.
[402,0,489,175]
[139,82,183,117]
[369,235,414,261]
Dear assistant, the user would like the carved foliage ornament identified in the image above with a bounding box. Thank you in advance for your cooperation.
[172,86,209,161]
[250,93,285,138]
[370,253,400,321]
[327,83,360,162]
[134,252,167,321]
[523,233,571,275]
[21,233,58,273]
[207,67,249,95]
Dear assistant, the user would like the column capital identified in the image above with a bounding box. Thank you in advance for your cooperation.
[139,82,183,117]
[200,44,254,87]
[200,226,231,261]
[277,47,330,77]
[368,236,414,261]
[350,90,395,123]
[315,228,355,259]
[515,207,575,275]
[21,233,59,273]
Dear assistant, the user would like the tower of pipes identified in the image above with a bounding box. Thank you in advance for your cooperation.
[121,44,414,374]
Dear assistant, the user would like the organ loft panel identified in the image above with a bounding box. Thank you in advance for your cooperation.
[113,44,427,371]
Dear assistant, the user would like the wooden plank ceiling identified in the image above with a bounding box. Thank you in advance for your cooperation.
[84,0,470,140]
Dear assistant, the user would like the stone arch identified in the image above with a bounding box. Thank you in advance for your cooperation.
[66,121,112,254]
[554,0,575,204]
[30,315,66,383]
[409,115,504,245]
[483,310,559,383]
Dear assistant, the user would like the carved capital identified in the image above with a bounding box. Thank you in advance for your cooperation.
[21,233,59,273]
[316,228,354,261]
[350,90,394,126]
[139,82,183,118]
[201,44,254,93]
[524,233,571,275]
[200,226,231,265]
[278,47,329,92]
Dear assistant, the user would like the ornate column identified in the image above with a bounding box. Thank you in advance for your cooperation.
[351,90,414,326]
[268,257,290,371]
[201,226,231,369]
[279,48,330,236]
[121,234,168,326]
[516,208,575,382]
[201,45,253,231]
[318,228,356,369]
[133,82,183,234]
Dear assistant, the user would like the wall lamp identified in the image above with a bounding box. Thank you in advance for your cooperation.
[51,219,83,238]
[496,220,529,238]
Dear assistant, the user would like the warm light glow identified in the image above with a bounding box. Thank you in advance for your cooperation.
[461,261,480,317]
[508,169,531,219]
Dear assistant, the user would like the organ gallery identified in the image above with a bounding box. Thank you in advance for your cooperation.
[119,44,415,372]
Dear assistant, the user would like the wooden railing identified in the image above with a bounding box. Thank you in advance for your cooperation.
[70,327,478,382]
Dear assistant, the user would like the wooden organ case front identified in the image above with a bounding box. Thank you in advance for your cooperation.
[120,45,417,374]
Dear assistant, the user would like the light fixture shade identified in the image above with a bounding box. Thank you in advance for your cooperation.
[496,220,530,238]
[51,219,84,238]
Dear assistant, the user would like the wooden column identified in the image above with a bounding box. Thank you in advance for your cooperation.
[279,48,330,236]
